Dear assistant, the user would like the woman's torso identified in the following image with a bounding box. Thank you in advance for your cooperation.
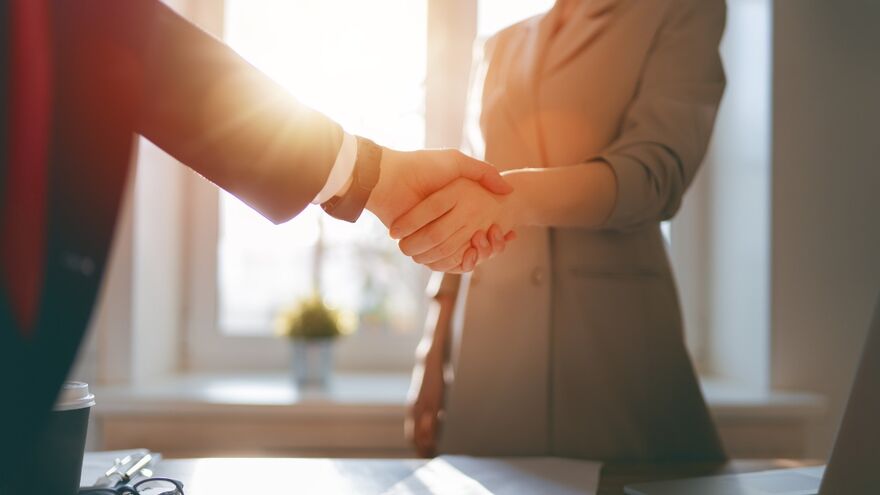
[438,0,724,461]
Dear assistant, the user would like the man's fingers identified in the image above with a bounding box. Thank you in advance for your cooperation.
[390,188,457,240]
[454,152,513,195]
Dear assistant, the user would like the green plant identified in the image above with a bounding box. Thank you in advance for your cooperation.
[275,295,353,340]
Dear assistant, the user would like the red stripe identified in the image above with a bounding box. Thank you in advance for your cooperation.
[1,0,52,336]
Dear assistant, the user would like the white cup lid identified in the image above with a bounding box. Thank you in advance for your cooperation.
[54,381,96,411]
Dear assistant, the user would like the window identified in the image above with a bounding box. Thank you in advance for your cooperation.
[186,0,557,372]
[187,0,758,383]
[478,0,554,36]
[218,0,430,341]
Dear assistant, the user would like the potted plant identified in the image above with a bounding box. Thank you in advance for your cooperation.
[275,295,353,388]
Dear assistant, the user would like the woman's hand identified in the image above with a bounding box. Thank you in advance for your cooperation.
[390,178,524,272]
[451,226,517,273]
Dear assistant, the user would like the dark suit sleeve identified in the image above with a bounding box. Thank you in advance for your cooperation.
[121,0,343,223]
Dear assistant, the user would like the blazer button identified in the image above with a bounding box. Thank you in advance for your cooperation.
[531,267,544,286]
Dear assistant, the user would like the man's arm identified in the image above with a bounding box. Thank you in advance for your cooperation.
[101,0,512,246]
[120,0,340,223]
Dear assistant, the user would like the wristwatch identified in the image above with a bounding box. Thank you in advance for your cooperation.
[321,136,383,222]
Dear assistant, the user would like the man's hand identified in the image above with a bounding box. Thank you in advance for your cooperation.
[366,148,511,229]
[390,178,524,272]
[365,148,515,272]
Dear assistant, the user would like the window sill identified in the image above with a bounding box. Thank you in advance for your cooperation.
[700,378,826,420]
[92,373,825,458]
[93,372,824,420]
[93,372,410,419]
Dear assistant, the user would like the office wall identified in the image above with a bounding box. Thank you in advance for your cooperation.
[771,0,880,458]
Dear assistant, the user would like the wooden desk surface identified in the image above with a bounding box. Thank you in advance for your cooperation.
[157,457,819,494]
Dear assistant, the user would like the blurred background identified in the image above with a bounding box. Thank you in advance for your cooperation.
[69,0,880,462]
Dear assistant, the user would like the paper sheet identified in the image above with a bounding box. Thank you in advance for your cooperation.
[382,456,602,495]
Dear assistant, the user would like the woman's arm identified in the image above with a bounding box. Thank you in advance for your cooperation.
[388,164,614,269]
[499,162,617,228]
[391,0,726,261]
[100,0,513,230]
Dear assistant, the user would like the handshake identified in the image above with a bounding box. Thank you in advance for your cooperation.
[362,148,521,273]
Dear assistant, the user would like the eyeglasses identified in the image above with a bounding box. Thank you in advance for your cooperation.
[78,477,184,495]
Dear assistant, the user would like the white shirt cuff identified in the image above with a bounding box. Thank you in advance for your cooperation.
[312,131,357,204]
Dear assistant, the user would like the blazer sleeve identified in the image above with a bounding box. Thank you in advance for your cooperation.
[596,0,726,231]
[130,0,342,224]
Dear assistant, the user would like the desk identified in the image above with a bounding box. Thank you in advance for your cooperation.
[596,459,819,494]
[156,457,819,494]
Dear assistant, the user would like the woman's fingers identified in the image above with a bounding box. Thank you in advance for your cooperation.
[471,230,492,264]
[460,247,478,272]
[390,187,458,241]
[398,203,468,258]
[487,224,519,256]
[412,225,475,265]
[422,227,516,273]
[487,225,505,255]
[437,226,513,274]
[426,243,471,273]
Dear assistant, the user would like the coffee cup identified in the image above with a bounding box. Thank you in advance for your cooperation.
[25,381,96,495]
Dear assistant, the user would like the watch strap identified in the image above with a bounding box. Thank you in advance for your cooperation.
[321,136,382,223]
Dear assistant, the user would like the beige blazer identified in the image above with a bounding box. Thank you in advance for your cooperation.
[432,0,727,461]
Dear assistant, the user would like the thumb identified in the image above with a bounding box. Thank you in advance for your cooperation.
[454,152,513,195]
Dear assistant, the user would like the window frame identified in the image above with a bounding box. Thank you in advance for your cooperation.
[180,0,746,379]
[183,0,479,372]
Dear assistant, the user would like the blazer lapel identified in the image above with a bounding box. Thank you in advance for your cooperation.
[542,0,621,76]
[29,0,132,401]
[494,11,557,167]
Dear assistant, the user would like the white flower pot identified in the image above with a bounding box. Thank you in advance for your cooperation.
[290,338,335,388]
